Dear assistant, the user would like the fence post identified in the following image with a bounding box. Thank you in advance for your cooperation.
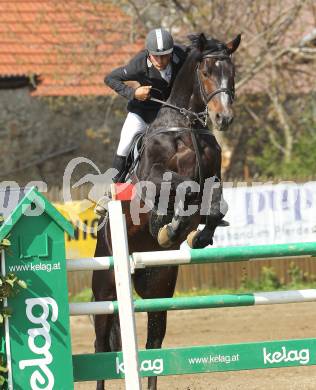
[108,200,142,390]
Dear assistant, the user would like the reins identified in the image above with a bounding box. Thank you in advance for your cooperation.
[150,96,208,127]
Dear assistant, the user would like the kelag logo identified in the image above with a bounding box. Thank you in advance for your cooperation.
[19,297,58,390]
[116,357,164,375]
[263,346,310,365]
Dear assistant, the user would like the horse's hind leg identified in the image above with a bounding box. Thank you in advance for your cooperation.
[146,311,167,390]
[134,266,178,390]
[92,269,122,390]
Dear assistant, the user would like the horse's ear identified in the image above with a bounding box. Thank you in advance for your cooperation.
[226,34,241,54]
[188,33,208,52]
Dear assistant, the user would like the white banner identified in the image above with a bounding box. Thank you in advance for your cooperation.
[212,181,316,247]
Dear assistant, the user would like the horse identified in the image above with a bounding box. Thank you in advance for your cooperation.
[92,32,241,390]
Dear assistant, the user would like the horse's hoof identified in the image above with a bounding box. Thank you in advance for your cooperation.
[186,230,213,249]
[186,230,198,248]
[158,225,173,248]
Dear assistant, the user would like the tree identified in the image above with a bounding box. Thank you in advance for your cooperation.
[3,0,315,179]
[123,0,316,176]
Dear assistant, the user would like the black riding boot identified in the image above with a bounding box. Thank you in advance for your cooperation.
[112,154,127,183]
[94,154,126,216]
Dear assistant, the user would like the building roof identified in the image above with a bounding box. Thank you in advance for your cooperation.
[0,1,143,96]
[0,187,74,241]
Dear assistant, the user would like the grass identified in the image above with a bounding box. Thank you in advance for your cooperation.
[69,262,316,302]
[69,275,316,303]
[69,288,93,302]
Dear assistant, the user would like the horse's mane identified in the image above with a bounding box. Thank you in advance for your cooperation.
[187,33,228,55]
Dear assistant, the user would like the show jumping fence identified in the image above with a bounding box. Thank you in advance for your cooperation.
[45,180,316,295]
[1,186,316,389]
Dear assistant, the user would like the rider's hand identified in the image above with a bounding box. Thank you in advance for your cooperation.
[135,86,152,101]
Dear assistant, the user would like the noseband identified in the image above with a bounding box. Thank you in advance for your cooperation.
[197,52,235,105]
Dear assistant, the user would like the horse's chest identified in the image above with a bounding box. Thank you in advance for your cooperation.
[168,134,220,177]
[168,138,196,176]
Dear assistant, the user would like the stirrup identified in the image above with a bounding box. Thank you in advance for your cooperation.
[94,202,108,217]
[94,193,111,216]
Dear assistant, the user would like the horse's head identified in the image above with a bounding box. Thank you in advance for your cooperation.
[189,33,241,131]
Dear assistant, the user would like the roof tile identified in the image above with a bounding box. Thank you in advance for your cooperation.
[0,1,143,96]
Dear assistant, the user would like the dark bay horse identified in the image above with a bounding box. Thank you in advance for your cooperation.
[93,32,241,390]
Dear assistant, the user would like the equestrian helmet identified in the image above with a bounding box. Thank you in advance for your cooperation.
[146,28,174,55]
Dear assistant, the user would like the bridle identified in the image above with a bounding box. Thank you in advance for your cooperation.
[149,50,235,127]
[196,51,235,106]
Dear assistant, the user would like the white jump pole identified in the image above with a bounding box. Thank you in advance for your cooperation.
[108,200,142,390]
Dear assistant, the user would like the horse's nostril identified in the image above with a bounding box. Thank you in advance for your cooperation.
[227,116,233,125]
[215,114,233,127]
[215,113,222,122]
[222,115,233,127]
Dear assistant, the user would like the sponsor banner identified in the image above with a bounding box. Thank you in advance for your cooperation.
[54,201,99,259]
[19,297,59,387]
[73,338,316,380]
[213,181,316,247]
[4,206,74,389]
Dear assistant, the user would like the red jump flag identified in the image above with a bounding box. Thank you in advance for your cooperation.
[111,183,136,201]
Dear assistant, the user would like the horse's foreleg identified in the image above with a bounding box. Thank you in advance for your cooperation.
[157,202,195,248]
[187,178,228,248]
[145,166,200,248]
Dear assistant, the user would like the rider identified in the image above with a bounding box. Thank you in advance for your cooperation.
[105,27,188,182]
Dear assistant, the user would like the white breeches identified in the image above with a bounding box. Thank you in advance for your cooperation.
[116,112,148,156]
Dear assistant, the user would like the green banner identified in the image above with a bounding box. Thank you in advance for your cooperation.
[73,338,316,381]
[0,189,74,390]
[6,214,74,390]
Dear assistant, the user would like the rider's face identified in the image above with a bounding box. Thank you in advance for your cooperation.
[149,53,172,71]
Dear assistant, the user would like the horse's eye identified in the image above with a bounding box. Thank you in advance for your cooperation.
[201,67,210,77]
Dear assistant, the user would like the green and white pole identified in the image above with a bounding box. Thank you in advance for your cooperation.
[133,242,316,268]
[67,242,316,272]
[69,289,316,316]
